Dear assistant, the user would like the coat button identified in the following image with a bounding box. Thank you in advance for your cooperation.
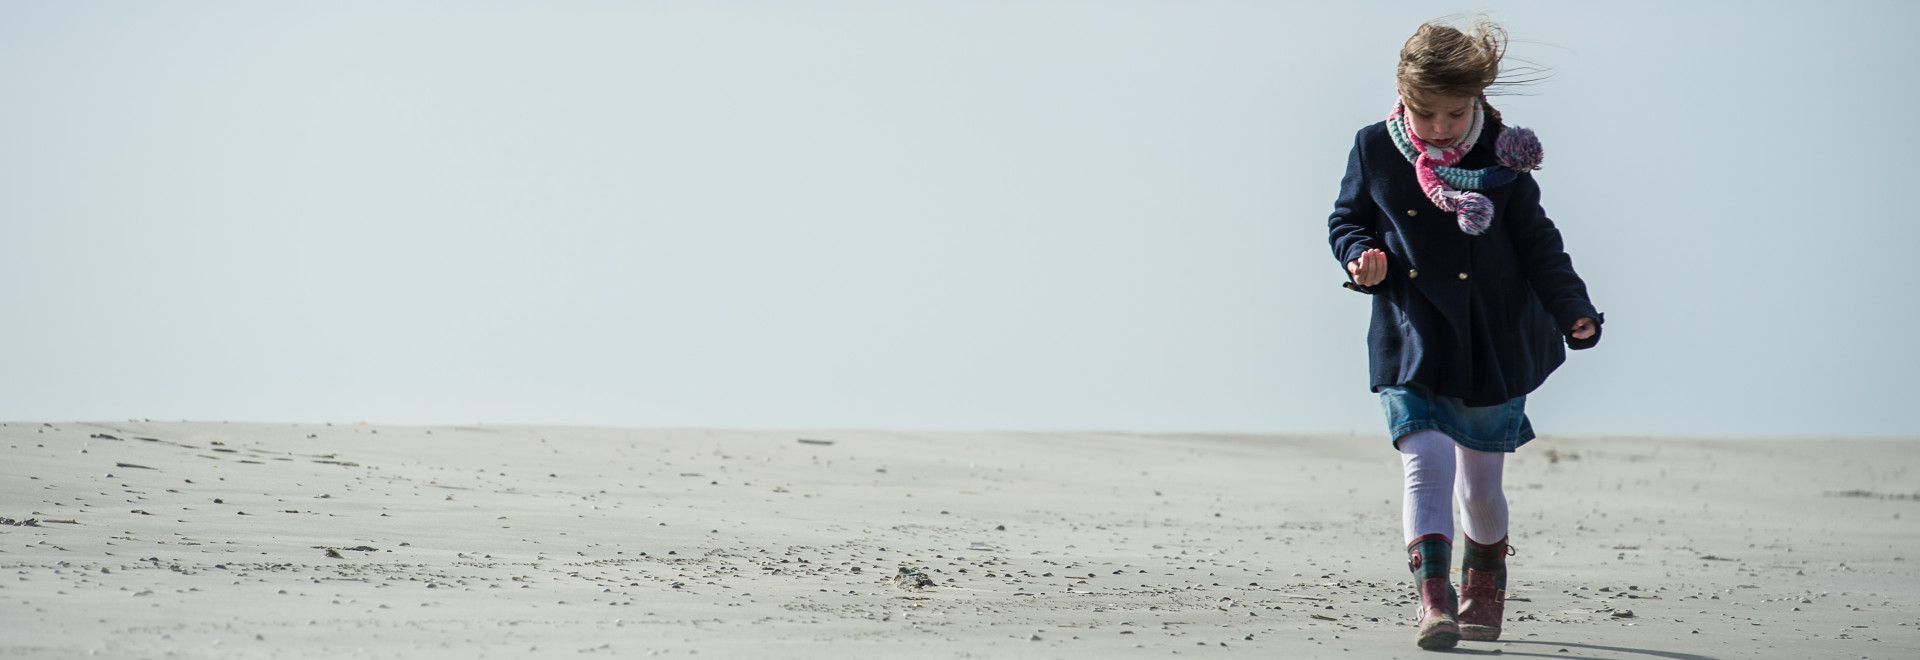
[1408,269,1419,279]
[1405,209,1419,217]
[1457,272,1469,280]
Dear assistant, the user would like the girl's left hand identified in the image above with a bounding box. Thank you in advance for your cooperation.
[1569,317,1598,340]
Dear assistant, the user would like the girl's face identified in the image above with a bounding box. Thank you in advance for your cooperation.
[1406,95,1475,147]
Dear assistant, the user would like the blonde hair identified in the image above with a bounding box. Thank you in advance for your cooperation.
[1396,18,1511,124]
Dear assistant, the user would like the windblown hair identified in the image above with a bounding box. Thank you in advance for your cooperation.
[1396,18,1513,126]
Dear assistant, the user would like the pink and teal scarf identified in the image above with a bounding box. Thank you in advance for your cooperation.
[1385,98,1543,235]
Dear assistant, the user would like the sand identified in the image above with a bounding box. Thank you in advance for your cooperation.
[2,421,1915,659]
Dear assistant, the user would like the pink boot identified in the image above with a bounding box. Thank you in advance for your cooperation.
[1408,534,1459,650]
[1457,535,1510,641]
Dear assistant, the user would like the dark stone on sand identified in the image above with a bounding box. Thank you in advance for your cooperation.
[894,567,936,591]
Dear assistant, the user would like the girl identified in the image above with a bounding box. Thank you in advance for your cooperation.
[1326,19,1603,650]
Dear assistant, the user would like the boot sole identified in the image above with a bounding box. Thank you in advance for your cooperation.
[1459,624,1500,641]
[1416,622,1460,650]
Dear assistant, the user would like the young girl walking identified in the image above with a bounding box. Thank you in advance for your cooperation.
[1326,19,1604,650]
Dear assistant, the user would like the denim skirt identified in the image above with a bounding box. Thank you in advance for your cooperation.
[1379,383,1535,453]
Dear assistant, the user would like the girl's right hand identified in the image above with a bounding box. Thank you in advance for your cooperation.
[1347,248,1388,287]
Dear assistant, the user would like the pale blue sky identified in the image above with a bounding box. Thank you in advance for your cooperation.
[3,1,1915,437]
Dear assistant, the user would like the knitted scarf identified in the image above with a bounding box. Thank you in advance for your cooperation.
[1386,97,1544,235]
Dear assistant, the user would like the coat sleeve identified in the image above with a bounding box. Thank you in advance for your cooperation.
[1506,172,1605,350]
[1327,128,1381,287]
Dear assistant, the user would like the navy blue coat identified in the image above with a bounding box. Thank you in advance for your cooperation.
[1328,121,1603,407]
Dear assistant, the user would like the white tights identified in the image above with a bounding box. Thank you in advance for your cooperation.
[1398,429,1508,545]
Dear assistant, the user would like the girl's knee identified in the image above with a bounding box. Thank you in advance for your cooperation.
[1396,429,1455,455]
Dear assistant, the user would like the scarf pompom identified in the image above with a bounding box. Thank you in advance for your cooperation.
[1495,126,1543,172]
[1456,192,1494,235]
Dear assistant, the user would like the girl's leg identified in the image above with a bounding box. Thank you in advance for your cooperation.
[1453,444,1511,641]
[1398,429,1456,544]
[1454,445,1508,543]
[1397,429,1460,649]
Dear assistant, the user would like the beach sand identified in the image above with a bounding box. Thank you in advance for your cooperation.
[2,421,1914,658]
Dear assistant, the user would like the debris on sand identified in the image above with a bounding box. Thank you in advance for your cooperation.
[114,462,157,470]
[893,567,936,591]
[1826,490,1917,501]
[797,438,836,446]
[1611,610,1635,618]
[323,548,345,559]
[1,517,41,527]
